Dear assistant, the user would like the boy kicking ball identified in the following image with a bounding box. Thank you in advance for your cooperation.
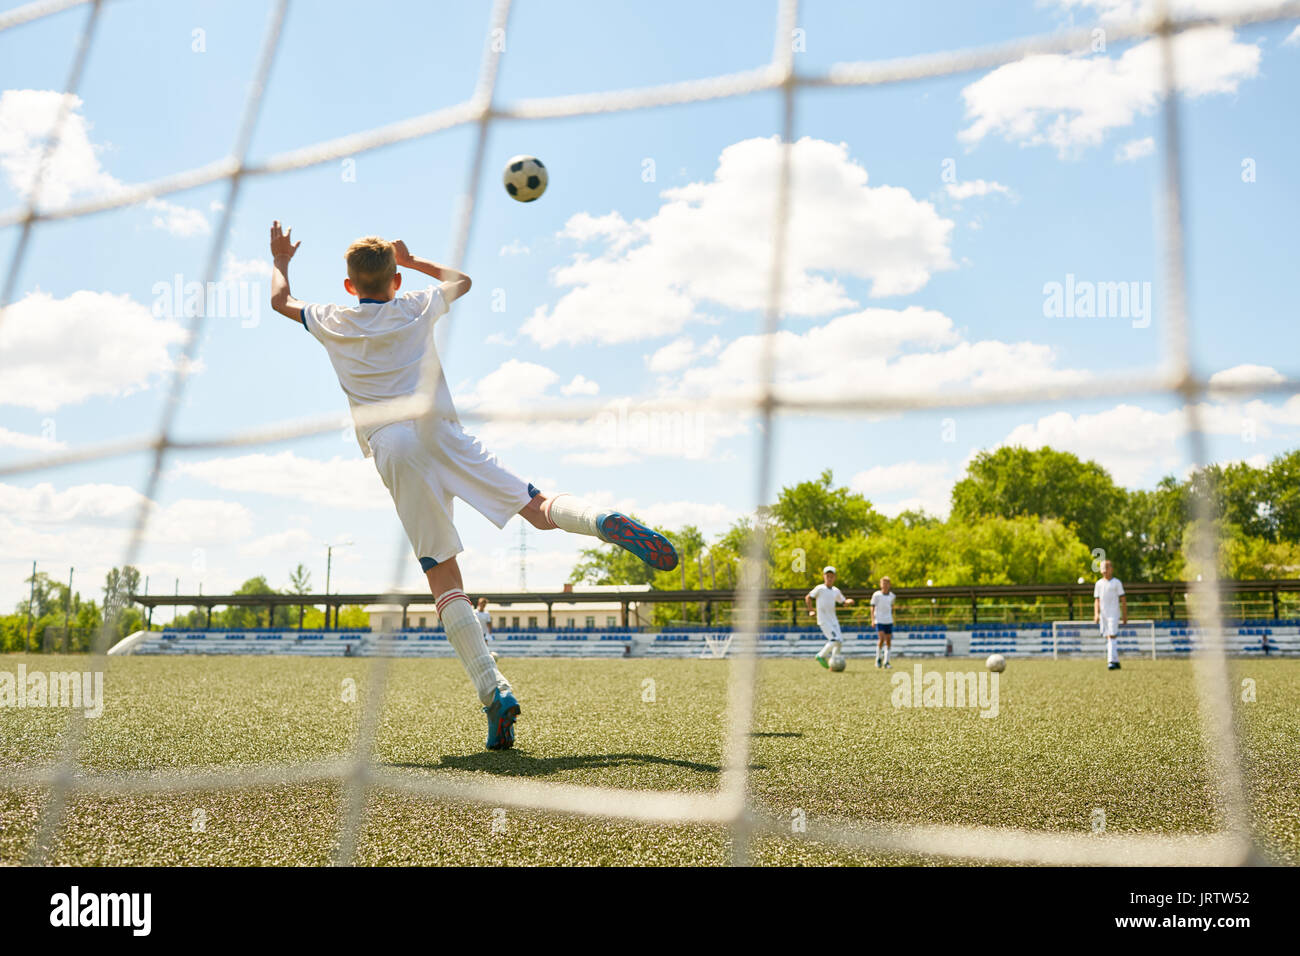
[269,223,678,749]
[807,566,853,668]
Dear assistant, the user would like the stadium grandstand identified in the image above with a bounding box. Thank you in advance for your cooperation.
[106,579,1300,659]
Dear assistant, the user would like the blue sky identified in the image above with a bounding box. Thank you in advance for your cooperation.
[1,0,1298,612]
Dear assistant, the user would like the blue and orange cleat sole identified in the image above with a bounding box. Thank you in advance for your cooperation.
[484,689,521,750]
[596,512,679,571]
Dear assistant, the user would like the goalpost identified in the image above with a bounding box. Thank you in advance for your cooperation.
[701,633,733,659]
[1051,620,1157,661]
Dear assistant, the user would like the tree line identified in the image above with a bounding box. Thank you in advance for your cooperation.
[0,562,367,653]
[568,446,1300,608]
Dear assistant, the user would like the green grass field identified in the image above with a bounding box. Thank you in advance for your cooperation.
[1,654,1297,865]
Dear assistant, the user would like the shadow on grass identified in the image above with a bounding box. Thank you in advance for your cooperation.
[749,732,803,738]
[385,751,766,777]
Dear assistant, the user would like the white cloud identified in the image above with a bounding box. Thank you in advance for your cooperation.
[1115,136,1155,162]
[560,374,599,396]
[960,28,1260,156]
[1057,0,1288,20]
[458,359,748,465]
[171,452,392,511]
[0,89,207,230]
[944,179,1011,199]
[0,480,253,543]
[850,461,957,518]
[521,136,955,347]
[146,197,211,237]
[646,335,722,373]
[997,393,1300,486]
[1286,25,1300,46]
[240,528,318,558]
[1208,363,1285,394]
[0,90,117,207]
[221,252,271,282]
[458,358,559,409]
[665,306,1089,406]
[0,425,64,452]
[0,290,189,411]
[498,239,531,256]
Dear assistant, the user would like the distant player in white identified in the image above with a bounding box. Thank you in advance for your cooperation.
[475,597,494,641]
[807,566,854,669]
[476,597,497,662]
[1094,560,1127,671]
[269,225,679,750]
[870,576,896,669]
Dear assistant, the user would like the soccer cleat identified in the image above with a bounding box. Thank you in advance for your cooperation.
[484,688,521,750]
[815,655,829,669]
[883,661,892,669]
[596,512,678,571]
[1108,661,1121,670]
[875,658,882,669]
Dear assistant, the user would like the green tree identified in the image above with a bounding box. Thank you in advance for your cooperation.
[769,469,882,538]
[1265,450,1300,542]
[951,446,1126,553]
[288,563,313,595]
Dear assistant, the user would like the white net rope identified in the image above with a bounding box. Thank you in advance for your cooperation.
[1,0,1296,866]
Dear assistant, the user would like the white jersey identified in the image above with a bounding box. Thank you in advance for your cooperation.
[303,286,455,458]
[808,584,845,626]
[1094,576,1125,619]
[476,610,492,633]
[870,590,896,625]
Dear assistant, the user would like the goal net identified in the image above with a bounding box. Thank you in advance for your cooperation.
[1051,620,1157,661]
[2,0,1296,868]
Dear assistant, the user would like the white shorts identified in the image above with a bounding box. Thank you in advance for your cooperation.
[818,620,842,642]
[368,419,533,568]
[1099,615,1120,637]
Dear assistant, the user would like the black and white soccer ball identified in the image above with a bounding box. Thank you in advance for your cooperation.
[829,654,847,672]
[503,155,547,202]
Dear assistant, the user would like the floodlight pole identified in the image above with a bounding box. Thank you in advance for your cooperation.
[65,566,74,653]
[325,539,353,629]
[26,560,35,652]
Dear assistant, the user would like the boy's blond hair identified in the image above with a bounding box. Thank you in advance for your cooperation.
[345,236,396,298]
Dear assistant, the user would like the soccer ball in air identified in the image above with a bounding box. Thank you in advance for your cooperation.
[986,653,1006,673]
[829,654,847,672]
[503,155,547,202]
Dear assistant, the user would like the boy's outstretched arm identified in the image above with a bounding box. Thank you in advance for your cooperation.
[269,220,306,321]
[392,239,472,303]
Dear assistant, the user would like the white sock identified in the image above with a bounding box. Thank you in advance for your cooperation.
[817,640,838,659]
[438,589,511,705]
[875,644,882,662]
[1107,637,1118,664]
[544,494,602,537]
[882,645,891,665]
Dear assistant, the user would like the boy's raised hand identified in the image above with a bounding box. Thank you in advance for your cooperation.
[392,239,415,268]
[270,220,301,260]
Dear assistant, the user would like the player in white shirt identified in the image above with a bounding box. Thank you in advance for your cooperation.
[270,225,679,749]
[870,576,897,668]
[1093,559,1127,670]
[475,597,497,662]
[806,566,854,669]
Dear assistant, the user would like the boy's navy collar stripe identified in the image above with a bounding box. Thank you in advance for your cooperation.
[359,297,385,304]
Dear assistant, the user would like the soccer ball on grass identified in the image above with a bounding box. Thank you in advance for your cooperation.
[829,654,847,672]
[985,653,1006,673]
